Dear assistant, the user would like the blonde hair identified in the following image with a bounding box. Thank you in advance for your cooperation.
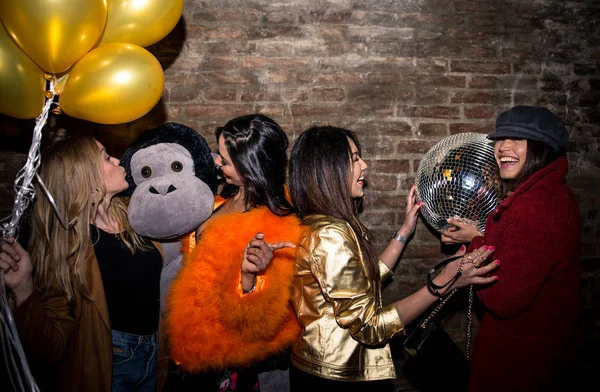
[30,135,148,302]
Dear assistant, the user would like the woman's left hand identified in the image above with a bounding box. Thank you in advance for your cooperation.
[241,232,296,292]
[436,245,499,294]
[398,184,422,238]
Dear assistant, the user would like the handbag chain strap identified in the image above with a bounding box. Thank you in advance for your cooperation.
[421,257,474,360]
[465,284,473,360]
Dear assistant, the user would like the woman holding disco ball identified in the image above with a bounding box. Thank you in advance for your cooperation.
[287,126,500,391]
[440,106,581,392]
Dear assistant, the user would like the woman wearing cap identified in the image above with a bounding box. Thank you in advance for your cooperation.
[440,105,581,391]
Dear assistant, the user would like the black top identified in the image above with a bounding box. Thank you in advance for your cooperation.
[92,226,162,335]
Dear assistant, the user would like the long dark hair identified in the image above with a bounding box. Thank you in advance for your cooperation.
[289,126,380,289]
[216,113,293,216]
[497,139,563,198]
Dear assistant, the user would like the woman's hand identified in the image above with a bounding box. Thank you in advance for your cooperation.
[1,237,34,306]
[435,245,499,295]
[397,184,422,238]
[240,232,296,292]
[440,217,483,244]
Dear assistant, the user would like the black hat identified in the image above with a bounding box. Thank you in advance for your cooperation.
[487,106,568,152]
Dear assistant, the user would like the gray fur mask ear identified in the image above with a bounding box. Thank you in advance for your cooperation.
[126,143,214,239]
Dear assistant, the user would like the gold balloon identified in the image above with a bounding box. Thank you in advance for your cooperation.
[99,0,184,47]
[59,43,164,125]
[0,0,107,73]
[0,23,46,119]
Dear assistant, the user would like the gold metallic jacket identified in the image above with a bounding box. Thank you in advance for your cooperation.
[291,214,405,381]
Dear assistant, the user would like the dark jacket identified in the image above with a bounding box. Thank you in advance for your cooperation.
[468,157,581,392]
[14,242,165,392]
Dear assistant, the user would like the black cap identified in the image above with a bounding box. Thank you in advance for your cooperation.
[487,106,568,152]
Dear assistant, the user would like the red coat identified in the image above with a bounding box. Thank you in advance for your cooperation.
[468,157,581,392]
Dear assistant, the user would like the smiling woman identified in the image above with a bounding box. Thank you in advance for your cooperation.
[441,106,582,391]
[287,126,499,391]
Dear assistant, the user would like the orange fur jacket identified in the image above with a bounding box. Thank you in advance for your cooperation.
[165,206,303,373]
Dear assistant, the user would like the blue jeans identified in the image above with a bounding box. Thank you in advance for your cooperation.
[112,329,158,392]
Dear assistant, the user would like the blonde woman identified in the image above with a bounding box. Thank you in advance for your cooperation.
[0,135,164,392]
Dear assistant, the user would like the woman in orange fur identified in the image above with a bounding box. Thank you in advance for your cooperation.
[164,114,301,392]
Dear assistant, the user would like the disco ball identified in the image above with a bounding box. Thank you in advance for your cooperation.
[415,133,500,233]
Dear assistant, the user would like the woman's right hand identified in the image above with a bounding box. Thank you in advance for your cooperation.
[435,245,499,294]
[440,217,483,244]
[1,237,34,304]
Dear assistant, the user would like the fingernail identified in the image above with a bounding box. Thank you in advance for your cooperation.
[489,246,495,251]
[495,259,501,265]
[483,245,488,250]
[493,276,499,281]
[460,245,466,251]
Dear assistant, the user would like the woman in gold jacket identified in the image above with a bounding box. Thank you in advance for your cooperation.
[288,126,500,391]
[1,135,165,392]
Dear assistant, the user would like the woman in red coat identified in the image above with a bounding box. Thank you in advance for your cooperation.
[441,106,581,392]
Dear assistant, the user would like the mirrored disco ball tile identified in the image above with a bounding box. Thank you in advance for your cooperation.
[415,133,500,233]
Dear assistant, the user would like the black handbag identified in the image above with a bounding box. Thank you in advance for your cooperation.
[402,256,473,392]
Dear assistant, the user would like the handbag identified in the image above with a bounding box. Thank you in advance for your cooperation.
[402,255,473,392]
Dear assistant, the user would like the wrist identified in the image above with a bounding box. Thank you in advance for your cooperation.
[11,279,34,307]
[398,224,414,238]
[390,231,408,245]
[240,272,256,293]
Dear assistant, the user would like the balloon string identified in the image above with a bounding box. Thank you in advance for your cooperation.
[0,269,41,392]
[1,77,57,239]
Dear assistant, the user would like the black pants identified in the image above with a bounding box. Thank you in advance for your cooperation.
[289,365,394,392]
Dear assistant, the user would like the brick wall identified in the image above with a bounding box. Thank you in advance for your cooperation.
[1,0,598,389]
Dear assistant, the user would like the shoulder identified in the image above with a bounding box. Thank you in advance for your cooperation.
[302,215,356,244]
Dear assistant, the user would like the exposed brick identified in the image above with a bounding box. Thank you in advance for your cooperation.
[450,123,495,134]
[451,91,511,104]
[202,72,255,85]
[185,104,253,117]
[312,87,345,102]
[242,57,311,69]
[169,84,202,102]
[291,104,360,117]
[264,12,295,24]
[347,86,413,102]
[240,89,309,102]
[201,56,239,70]
[365,159,410,173]
[360,211,396,227]
[451,61,511,74]
[258,71,296,84]
[203,88,236,102]
[194,10,260,23]
[418,123,447,137]
[514,62,542,74]
[366,174,398,191]
[414,90,450,105]
[396,140,438,154]
[469,76,499,88]
[454,1,500,13]
[413,75,467,88]
[464,105,496,119]
[207,27,244,40]
[298,73,362,85]
[409,106,461,119]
